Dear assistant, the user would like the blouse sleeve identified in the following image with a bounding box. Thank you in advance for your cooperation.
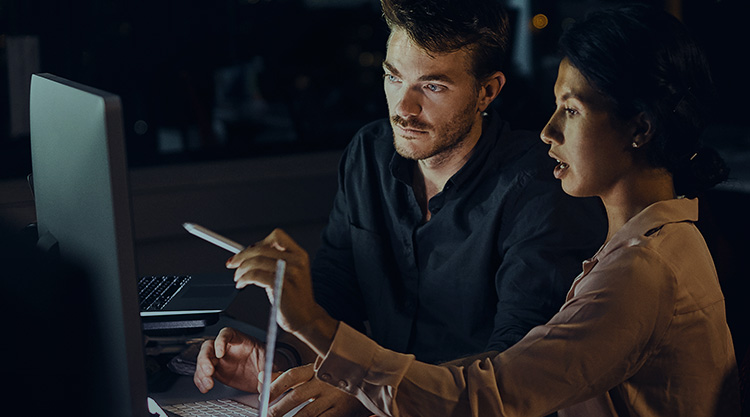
[313,245,677,417]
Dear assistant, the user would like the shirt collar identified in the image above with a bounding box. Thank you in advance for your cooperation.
[596,197,699,260]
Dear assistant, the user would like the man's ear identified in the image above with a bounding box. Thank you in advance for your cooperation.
[478,71,506,112]
[631,112,655,148]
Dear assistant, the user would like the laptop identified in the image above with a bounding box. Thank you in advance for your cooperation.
[29,73,239,330]
[29,74,305,415]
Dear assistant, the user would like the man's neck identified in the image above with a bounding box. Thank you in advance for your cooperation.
[418,115,485,198]
[416,145,475,200]
[413,119,485,221]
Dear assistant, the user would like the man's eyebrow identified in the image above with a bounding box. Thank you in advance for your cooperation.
[382,61,400,76]
[382,60,456,84]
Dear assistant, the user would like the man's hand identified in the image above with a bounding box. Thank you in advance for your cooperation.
[263,364,372,417]
[193,327,267,394]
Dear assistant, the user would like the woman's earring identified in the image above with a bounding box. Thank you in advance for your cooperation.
[632,142,639,148]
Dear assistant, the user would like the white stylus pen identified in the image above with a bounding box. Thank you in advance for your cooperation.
[182,222,246,254]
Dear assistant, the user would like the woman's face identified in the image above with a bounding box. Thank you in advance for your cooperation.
[541,59,637,199]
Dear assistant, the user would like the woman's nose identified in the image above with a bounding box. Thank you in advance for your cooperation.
[540,116,561,145]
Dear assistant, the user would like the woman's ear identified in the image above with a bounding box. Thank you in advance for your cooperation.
[631,112,655,148]
[478,71,506,112]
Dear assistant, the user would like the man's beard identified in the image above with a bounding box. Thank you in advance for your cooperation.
[391,103,477,162]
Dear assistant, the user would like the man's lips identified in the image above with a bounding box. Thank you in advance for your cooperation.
[395,124,428,137]
[391,115,430,136]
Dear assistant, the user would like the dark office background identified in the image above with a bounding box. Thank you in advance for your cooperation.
[1,0,748,177]
[1,0,749,399]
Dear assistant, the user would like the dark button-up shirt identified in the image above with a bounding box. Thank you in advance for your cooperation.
[311,111,607,364]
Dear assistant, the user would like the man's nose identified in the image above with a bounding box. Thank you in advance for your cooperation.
[394,87,422,118]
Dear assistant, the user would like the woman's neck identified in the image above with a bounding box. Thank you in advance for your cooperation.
[601,168,675,243]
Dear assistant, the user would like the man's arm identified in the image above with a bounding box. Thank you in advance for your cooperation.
[310,142,370,333]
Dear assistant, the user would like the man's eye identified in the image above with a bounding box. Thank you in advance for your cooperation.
[565,107,578,116]
[425,84,444,93]
[384,74,400,83]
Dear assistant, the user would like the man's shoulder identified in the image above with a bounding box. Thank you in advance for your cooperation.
[352,118,393,145]
[487,124,555,181]
[342,118,394,162]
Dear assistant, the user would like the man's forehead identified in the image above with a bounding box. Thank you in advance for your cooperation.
[385,29,473,80]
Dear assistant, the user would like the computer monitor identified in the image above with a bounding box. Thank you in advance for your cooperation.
[29,73,151,416]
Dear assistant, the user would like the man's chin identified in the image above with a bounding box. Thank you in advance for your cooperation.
[394,141,433,161]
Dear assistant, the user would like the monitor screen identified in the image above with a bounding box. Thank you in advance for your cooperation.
[29,73,150,416]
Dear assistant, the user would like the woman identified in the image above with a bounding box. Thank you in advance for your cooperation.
[216,5,740,416]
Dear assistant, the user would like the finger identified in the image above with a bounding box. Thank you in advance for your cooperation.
[233,262,279,290]
[193,340,216,393]
[268,365,316,401]
[268,383,323,417]
[232,251,311,290]
[271,396,325,417]
[214,327,238,358]
[226,231,289,269]
[194,371,215,394]
[271,241,287,252]
[227,246,285,291]
[225,244,266,269]
[232,254,279,279]
[256,370,283,392]
[195,339,216,374]
[266,228,296,252]
[226,228,306,269]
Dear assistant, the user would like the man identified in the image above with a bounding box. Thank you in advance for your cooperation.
[195,0,606,415]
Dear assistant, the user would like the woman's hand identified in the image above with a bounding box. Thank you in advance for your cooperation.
[226,228,338,356]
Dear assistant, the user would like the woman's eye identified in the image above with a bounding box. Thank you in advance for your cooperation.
[565,107,578,116]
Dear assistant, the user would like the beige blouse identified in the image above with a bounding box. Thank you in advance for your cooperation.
[313,198,741,416]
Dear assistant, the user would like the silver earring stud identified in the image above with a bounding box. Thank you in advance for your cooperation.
[632,142,639,148]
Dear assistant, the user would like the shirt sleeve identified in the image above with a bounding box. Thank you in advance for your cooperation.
[310,142,369,332]
[488,173,606,352]
[315,246,676,417]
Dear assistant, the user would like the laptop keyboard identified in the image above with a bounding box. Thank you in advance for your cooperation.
[138,275,192,311]
[162,399,259,416]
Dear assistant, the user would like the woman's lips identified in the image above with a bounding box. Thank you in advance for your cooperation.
[549,152,569,179]
[553,159,569,179]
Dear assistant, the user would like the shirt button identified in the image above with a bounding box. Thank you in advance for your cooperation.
[319,373,331,382]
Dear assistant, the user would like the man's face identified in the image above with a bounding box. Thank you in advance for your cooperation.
[383,29,486,162]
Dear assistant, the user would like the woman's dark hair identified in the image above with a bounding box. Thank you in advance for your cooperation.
[380,0,509,81]
[559,5,729,197]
